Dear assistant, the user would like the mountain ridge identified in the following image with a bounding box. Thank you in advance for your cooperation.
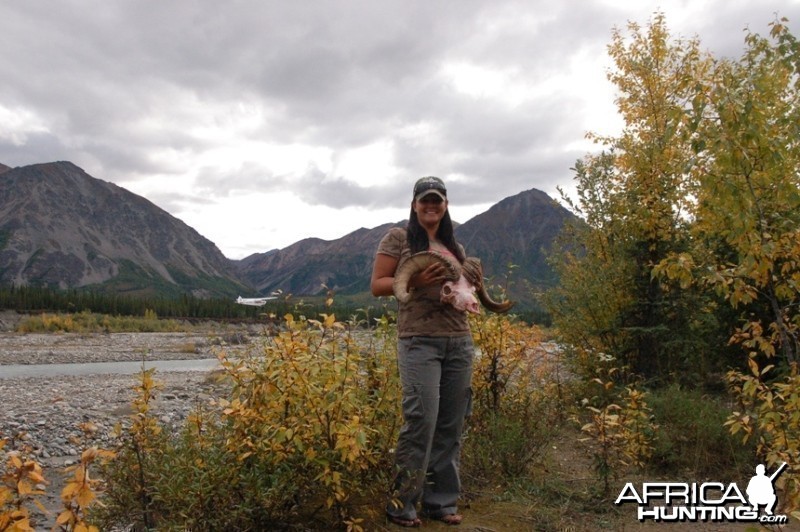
[1,161,576,307]
[237,189,575,305]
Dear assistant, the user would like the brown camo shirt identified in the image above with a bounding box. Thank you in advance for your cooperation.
[376,227,470,338]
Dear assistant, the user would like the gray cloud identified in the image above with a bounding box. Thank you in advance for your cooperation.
[2,0,799,254]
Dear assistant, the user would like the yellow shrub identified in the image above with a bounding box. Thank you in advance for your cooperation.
[0,438,47,532]
[726,361,800,515]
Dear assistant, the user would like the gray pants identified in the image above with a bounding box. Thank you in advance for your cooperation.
[387,335,474,521]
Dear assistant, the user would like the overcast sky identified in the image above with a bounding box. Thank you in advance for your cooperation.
[2,1,799,259]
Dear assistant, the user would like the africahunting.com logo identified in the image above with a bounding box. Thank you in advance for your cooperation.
[615,462,788,524]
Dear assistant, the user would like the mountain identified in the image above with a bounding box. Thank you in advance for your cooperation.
[237,188,576,306]
[0,161,248,297]
[236,222,404,297]
[454,188,573,304]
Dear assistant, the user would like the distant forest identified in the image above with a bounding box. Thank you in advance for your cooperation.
[0,285,376,323]
[0,284,550,326]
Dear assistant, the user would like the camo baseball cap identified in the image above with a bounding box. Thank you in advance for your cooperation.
[413,176,447,202]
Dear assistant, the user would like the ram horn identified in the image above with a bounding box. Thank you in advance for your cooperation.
[462,257,515,314]
[393,251,461,303]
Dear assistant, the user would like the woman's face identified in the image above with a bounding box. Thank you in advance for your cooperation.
[413,193,448,228]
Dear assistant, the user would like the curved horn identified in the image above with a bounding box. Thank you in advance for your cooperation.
[393,251,460,303]
[463,257,515,314]
[477,287,515,313]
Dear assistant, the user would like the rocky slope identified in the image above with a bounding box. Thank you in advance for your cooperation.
[0,162,247,297]
[455,188,573,292]
[236,221,404,296]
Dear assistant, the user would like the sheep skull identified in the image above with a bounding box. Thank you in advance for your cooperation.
[392,251,514,314]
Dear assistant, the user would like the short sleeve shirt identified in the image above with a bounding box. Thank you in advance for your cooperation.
[376,227,470,338]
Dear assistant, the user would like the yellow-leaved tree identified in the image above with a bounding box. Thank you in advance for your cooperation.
[676,18,800,514]
[549,13,800,512]
[546,13,724,385]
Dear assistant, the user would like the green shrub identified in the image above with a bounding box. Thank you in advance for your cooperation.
[647,383,753,480]
[579,386,657,495]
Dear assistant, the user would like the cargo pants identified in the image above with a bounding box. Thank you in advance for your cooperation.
[386,335,474,521]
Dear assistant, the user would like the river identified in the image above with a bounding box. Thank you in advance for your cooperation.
[0,357,221,379]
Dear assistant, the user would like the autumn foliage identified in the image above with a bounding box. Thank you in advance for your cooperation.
[548,12,800,515]
[91,311,402,530]
[0,439,47,532]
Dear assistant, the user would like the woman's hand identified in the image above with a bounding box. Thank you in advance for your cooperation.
[410,262,448,288]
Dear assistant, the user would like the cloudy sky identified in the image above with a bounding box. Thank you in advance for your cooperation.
[2,1,799,259]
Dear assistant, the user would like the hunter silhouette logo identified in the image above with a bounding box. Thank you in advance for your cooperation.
[746,462,786,516]
[615,462,789,524]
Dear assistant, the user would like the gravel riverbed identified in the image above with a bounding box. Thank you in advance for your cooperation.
[0,313,254,529]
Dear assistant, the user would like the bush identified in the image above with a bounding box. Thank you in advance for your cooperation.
[579,385,657,495]
[91,311,577,529]
[647,383,753,480]
[0,438,47,532]
[16,310,185,333]
[464,314,566,483]
[94,312,401,530]
[726,362,800,513]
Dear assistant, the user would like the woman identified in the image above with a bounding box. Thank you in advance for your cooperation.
[371,176,481,527]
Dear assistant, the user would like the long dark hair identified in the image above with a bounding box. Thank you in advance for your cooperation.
[407,207,466,262]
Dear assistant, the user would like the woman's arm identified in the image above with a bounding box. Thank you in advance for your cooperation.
[371,253,399,297]
[371,252,449,297]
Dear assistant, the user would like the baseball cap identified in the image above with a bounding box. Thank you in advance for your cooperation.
[413,176,447,202]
